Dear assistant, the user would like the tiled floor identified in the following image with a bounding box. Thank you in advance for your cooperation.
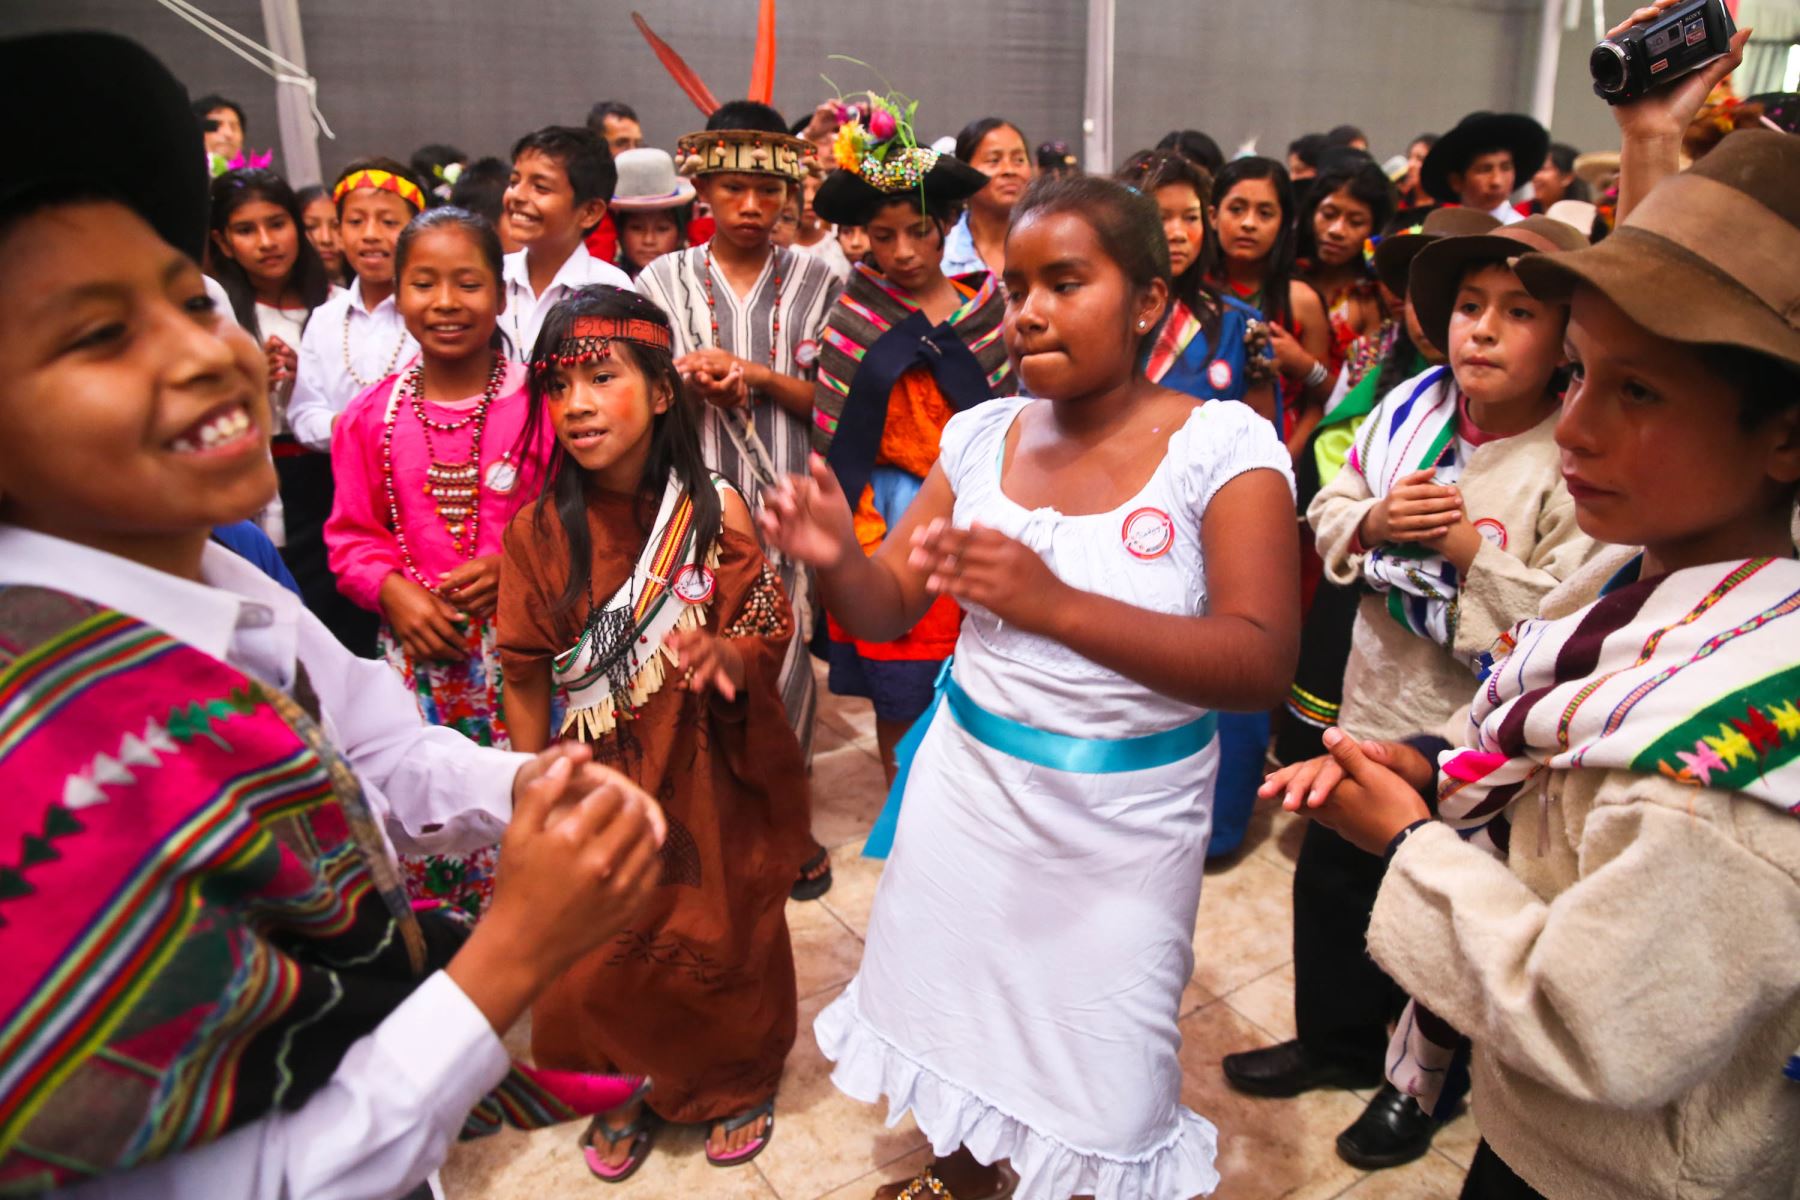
[444,670,1478,1199]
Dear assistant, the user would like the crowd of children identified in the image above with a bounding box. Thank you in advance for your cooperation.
[2,5,1797,1199]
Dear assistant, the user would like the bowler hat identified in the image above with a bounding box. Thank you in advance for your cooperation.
[1372,206,1503,297]
[1515,129,1800,374]
[609,148,697,211]
[1409,214,1590,352]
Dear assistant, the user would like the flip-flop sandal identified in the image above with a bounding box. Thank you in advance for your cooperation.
[580,1109,659,1184]
[884,1163,1021,1199]
[705,1099,776,1167]
[789,845,833,902]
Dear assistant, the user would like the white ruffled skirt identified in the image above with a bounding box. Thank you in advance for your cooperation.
[814,706,1223,1200]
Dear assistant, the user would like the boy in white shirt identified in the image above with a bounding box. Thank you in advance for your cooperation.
[500,125,633,359]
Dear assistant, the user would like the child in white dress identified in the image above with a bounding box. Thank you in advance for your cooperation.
[762,174,1301,1199]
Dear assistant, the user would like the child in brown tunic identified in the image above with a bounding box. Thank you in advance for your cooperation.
[496,286,812,1179]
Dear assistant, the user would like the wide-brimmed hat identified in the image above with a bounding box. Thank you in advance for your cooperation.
[610,147,697,211]
[674,128,816,183]
[1421,112,1549,204]
[0,32,207,261]
[1514,129,1800,374]
[1409,214,1590,351]
[814,153,988,227]
[1573,150,1621,190]
[1372,205,1502,296]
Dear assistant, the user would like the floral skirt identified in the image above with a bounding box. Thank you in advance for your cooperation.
[379,614,507,920]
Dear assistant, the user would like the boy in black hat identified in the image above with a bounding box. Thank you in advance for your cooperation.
[1420,111,1550,226]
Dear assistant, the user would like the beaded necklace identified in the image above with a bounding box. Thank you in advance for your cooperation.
[342,295,408,390]
[381,353,508,582]
[702,244,782,376]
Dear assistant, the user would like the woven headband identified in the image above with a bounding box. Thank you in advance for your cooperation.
[332,168,426,212]
[534,316,674,370]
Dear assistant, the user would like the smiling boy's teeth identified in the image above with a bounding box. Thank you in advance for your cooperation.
[181,406,250,452]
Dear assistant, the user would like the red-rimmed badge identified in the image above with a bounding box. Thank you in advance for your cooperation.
[1474,518,1509,550]
[1208,359,1234,392]
[794,339,821,369]
[1121,507,1176,560]
[672,563,716,603]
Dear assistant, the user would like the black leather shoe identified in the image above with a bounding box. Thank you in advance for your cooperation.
[1335,1082,1438,1169]
[1221,1039,1384,1098]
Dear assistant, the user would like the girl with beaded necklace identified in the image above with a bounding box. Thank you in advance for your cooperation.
[325,206,554,918]
[496,287,812,1179]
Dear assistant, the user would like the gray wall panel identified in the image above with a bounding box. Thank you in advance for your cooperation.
[1111,0,1537,169]
[9,0,1645,191]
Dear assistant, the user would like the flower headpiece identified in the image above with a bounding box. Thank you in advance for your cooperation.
[533,315,674,373]
[826,63,938,196]
[208,148,274,178]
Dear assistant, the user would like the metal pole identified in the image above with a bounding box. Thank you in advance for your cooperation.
[1082,0,1115,173]
[259,0,322,186]
[1530,0,1568,130]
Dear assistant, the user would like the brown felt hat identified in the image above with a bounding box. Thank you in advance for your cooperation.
[1372,206,1504,296]
[1514,130,1800,374]
[1409,214,1591,352]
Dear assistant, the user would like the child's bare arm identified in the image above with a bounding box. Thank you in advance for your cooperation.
[759,454,949,643]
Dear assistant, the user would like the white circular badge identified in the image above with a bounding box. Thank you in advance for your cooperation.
[1474,517,1509,550]
[794,339,821,369]
[1121,507,1175,561]
[484,459,518,494]
[672,563,716,604]
[1208,359,1234,392]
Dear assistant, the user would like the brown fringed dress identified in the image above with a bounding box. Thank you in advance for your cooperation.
[496,486,814,1122]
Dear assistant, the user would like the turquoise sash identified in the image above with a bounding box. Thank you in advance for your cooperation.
[862,659,1220,858]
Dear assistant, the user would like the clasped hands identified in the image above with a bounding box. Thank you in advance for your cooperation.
[678,348,760,410]
[1360,468,1483,570]
[1260,729,1436,857]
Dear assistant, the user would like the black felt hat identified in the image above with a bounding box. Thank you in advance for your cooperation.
[1420,112,1549,205]
[0,32,209,261]
[813,151,990,228]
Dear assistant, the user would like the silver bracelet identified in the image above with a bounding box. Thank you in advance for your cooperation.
[1303,360,1329,390]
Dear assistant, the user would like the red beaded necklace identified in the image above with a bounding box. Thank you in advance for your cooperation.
[381,353,508,582]
[702,243,782,374]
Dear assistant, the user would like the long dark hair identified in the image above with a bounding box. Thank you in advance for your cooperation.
[1296,153,1396,278]
[1115,149,1224,347]
[205,168,331,339]
[522,286,721,617]
[394,206,508,353]
[1200,156,1298,329]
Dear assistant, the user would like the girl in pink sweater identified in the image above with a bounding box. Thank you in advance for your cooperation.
[327,206,556,916]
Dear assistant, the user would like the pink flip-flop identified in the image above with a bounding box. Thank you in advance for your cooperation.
[581,1109,660,1183]
[706,1099,776,1167]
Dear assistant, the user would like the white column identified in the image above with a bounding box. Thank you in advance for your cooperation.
[259,0,322,187]
[1083,0,1115,174]
[1530,0,1568,130]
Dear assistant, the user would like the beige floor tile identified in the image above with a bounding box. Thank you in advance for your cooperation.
[1247,805,1307,874]
[441,1115,781,1199]
[808,741,891,851]
[1433,1106,1481,1170]
[755,987,930,1200]
[1177,1003,1367,1200]
[1333,1147,1469,1198]
[789,893,865,1000]
[1191,854,1295,999]
[1221,962,1298,1044]
[1179,972,1219,1019]
[819,841,886,940]
[812,1142,938,1200]
[815,667,878,743]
